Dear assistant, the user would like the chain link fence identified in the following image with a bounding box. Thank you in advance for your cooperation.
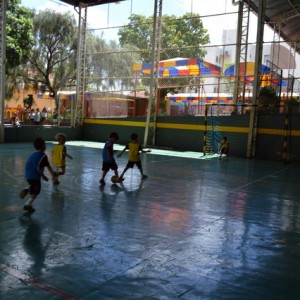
[84,8,300,119]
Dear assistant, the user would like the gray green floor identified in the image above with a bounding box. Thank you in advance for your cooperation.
[1,141,300,300]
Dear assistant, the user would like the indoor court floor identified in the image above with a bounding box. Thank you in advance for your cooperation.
[0,141,300,300]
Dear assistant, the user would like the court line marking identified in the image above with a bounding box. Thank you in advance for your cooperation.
[230,168,288,192]
[0,263,79,300]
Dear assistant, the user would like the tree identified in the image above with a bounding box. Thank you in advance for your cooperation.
[118,13,210,112]
[85,32,107,91]
[6,0,34,97]
[118,13,210,62]
[86,33,140,92]
[24,9,77,107]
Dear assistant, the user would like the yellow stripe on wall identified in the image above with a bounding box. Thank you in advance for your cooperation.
[157,123,205,130]
[257,128,300,136]
[84,119,146,127]
[83,119,300,136]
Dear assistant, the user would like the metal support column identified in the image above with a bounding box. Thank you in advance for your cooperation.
[143,0,163,147]
[0,0,6,143]
[72,3,87,127]
[233,0,250,105]
[246,0,266,158]
[269,23,282,94]
[287,42,296,99]
[271,23,281,72]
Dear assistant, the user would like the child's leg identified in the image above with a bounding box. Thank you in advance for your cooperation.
[99,171,107,185]
[139,168,148,179]
[219,149,223,159]
[225,149,229,160]
[119,167,128,179]
[19,186,30,198]
[24,181,40,211]
[100,162,110,184]
[52,169,60,185]
[119,161,134,180]
[138,165,144,176]
[100,170,108,180]
[57,167,65,176]
[25,194,37,206]
[137,161,147,179]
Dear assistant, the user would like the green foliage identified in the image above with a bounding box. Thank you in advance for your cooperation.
[26,9,77,101]
[23,94,33,109]
[259,86,277,98]
[118,13,210,62]
[118,13,210,114]
[284,98,299,106]
[258,87,280,109]
[86,33,140,91]
[259,87,280,103]
[5,0,34,98]
[6,0,34,72]
[285,98,300,113]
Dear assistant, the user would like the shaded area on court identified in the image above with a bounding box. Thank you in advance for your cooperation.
[0,142,300,299]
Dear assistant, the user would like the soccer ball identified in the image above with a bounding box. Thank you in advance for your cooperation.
[111,176,118,183]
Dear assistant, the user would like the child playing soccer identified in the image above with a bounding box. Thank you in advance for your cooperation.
[117,133,148,181]
[52,133,73,184]
[219,136,229,160]
[19,137,58,212]
[99,132,121,186]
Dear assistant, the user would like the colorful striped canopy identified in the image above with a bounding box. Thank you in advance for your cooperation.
[224,62,272,77]
[132,58,221,77]
[224,62,286,87]
[166,94,233,104]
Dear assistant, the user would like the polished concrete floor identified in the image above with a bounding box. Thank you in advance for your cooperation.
[0,141,300,300]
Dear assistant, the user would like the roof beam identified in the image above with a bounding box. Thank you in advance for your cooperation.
[271,7,300,22]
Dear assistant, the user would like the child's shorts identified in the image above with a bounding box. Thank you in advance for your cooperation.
[27,179,41,195]
[102,159,118,172]
[220,148,229,154]
[126,160,142,169]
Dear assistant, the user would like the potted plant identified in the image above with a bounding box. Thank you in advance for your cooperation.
[284,98,299,113]
[258,87,280,114]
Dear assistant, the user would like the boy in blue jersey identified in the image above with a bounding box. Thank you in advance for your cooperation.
[19,137,58,212]
[99,132,121,186]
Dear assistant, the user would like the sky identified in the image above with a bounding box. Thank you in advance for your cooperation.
[20,1,298,82]
[20,0,277,51]
[21,0,242,44]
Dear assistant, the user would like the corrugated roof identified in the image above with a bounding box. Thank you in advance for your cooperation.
[58,0,124,7]
[249,0,300,54]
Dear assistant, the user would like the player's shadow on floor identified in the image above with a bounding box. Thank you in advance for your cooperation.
[19,217,46,278]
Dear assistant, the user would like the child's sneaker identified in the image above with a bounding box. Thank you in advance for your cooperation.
[117,177,125,183]
[99,179,105,186]
[142,175,148,180]
[19,189,28,199]
[23,205,35,213]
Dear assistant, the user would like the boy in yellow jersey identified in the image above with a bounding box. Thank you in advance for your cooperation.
[52,133,73,184]
[118,133,148,181]
[219,136,229,160]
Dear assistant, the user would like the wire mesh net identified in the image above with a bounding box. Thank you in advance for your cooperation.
[82,1,300,119]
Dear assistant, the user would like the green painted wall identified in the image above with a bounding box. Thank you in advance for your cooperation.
[82,114,300,160]
[3,114,300,161]
[4,126,82,143]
